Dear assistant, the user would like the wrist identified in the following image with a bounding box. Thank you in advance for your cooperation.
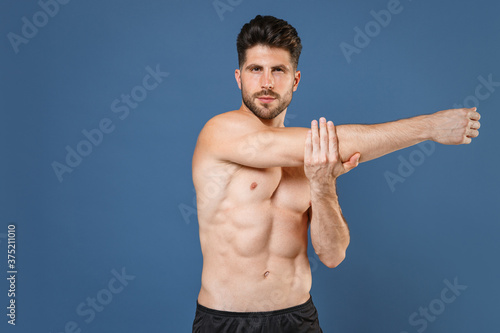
[419,114,436,142]
[310,179,338,198]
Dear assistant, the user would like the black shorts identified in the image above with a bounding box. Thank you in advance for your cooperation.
[192,295,323,333]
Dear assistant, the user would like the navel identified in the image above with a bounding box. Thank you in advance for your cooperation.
[250,182,258,190]
[264,271,270,278]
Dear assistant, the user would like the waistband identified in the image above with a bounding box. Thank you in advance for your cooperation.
[196,295,314,318]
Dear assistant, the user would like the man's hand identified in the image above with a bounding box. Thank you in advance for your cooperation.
[429,107,481,145]
[306,117,358,268]
[304,117,361,188]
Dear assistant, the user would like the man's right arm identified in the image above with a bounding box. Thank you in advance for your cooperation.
[335,107,480,163]
[196,108,480,169]
[196,111,308,168]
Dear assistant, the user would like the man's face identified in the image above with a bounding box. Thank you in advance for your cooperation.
[235,45,300,120]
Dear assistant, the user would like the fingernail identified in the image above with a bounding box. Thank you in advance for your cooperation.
[320,117,326,123]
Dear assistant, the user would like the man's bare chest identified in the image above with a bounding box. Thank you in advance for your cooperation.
[226,165,311,214]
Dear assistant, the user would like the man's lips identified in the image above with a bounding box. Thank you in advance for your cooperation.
[257,96,276,103]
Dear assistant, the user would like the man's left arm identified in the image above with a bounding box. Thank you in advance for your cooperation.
[305,117,360,268]
[305,108,481,267]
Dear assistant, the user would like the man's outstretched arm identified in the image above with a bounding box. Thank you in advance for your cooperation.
[335,107,481,163]
[199,107,480,168]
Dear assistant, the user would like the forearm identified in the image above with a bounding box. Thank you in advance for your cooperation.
[335,114,432,163]
[309,183,349,268]
[258,114,432,167]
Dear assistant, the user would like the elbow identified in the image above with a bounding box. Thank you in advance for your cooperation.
[319,251,346,269]
[314,236,350,268]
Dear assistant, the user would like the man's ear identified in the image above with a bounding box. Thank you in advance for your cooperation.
[235,69,242,90]
[292,70,301,92]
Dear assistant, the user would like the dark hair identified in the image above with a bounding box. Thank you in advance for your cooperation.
[236,15,302,69]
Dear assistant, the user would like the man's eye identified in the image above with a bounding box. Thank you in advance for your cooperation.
[251,67,261,71]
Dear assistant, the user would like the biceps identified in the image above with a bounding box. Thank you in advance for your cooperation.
[232,130,275,167]
[202,122,308,168]
[229,128,307,168]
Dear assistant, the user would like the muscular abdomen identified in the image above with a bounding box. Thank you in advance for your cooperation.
[194,160,312,311]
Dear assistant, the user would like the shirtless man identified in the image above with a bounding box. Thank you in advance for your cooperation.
[191,15,481,333]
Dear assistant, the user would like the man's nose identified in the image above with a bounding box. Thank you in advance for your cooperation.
[261,69,274,89]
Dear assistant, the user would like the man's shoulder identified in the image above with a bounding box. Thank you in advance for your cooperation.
[193,109,263,167]
[193,110,246,177]
[199,110,261,142]
[204,109,257,129]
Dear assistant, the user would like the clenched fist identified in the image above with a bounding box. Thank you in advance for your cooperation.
[430,107,481,145]
[304,117,361,189]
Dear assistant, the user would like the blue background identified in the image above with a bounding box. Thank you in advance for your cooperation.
[1,0,499,332]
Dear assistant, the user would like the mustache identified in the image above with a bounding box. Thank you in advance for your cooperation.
[254,90,279,99]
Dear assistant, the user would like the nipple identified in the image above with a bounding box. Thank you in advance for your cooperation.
[264,271,270,278]
[250,182,258,190]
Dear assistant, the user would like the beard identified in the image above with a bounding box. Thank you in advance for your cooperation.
[241,85,293,120]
